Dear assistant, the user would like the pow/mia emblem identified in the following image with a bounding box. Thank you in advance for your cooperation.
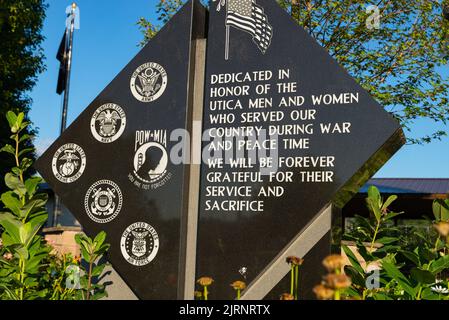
[90,103,126,143]
[84,180,123,224]
[52,143,86,183]
[120,222,159,266]
[130,62,168,102]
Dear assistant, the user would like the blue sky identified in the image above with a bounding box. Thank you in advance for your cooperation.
[29,0,449,178]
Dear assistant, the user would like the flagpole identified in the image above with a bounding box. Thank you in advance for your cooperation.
[223,0,229,60]
[53,2,76,227]
[60,3,76,135]
[225,25,230,60]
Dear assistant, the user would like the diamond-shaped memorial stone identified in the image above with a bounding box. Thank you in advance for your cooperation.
[35,1,206,299]
[195,0,404,299]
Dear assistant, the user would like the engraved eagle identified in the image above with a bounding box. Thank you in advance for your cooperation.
[132,231,149,239]
[136,68,161,97]
[96,109,121,137]
[131,231,149,257]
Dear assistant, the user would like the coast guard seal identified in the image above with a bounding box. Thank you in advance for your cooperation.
[52,143,86,183]
[120,222,159,266]
[130,62,168,102]
[84,180,123,224]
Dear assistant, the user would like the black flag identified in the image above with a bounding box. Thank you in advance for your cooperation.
[56,31,67,95]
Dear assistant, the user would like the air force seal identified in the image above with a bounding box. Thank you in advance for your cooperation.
[52,143,86,183]
[84,180,123,224]
[130,62,168,102]
[120,222,159,266]
[90,103,126,143]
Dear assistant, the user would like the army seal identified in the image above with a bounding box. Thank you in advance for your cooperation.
[130,62,168,102]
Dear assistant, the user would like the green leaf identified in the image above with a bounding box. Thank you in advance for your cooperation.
[15,112,24,129]
[91,264,106,277]
[18,134,32,144]
[5,173,26,196]
[19,199,41,221]
[410,268,435,284]
[2,232,20,247]
[6,111,17,129]
[373,292,394,300]
[418,246,436,263]
[25,255,45,273]
[381,259,416,297]
[433,199,449,222]
[399,250,420,266]
[368,186,381,207]
[342,245,365,274]
[1,192,22,217]
[0,213,22,243]
[381,195,397,212]
[430,255,449,274]
[91,291,108,300]
[344,265,365,287]
[15,247,29,260]
[0,144,15,155]
[18,148,34,158]
[19,157,33,172]
[24,177,42,197]
[94,231,107,251]
[376,237,398,245]
[80,246,90,263]
[421,288,440,300]
[366,198,381,222]
[383,212,403,221]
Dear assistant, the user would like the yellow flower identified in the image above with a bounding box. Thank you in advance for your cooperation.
[313,284,334,300]
[434,221,449,237]
[280,293,294,300]
[230,281,246,290]
[197,276,214,287]
[72,255,81,264]
[322,254,345,272]
[286,256,304,266]
[324,274,352,290]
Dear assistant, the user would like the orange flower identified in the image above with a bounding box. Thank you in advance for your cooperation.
[230,281,246,290]
[197,276,214,287]
[313,284,334,300]
[324,274,352,290]
[286,256,304,266]
[280,293,294,300]
[434,221,449,237]
[322,254,345,272]
[2,252,13,261]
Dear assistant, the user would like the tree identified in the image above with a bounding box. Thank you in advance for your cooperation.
[0,0,47,192]
[138,0,449,145]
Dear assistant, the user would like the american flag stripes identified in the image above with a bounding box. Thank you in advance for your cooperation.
[224,0,273,54]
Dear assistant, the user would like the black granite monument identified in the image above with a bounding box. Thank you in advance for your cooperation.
[35,0,404,300]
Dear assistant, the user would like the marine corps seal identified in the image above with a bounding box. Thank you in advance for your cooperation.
[52,143,86,183]
[120,222,159,266]
[130,62,168,102]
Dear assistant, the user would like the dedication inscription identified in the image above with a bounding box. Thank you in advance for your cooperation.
[195,0,404,299]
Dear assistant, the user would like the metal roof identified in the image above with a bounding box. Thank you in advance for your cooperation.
[361,178,449,194]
